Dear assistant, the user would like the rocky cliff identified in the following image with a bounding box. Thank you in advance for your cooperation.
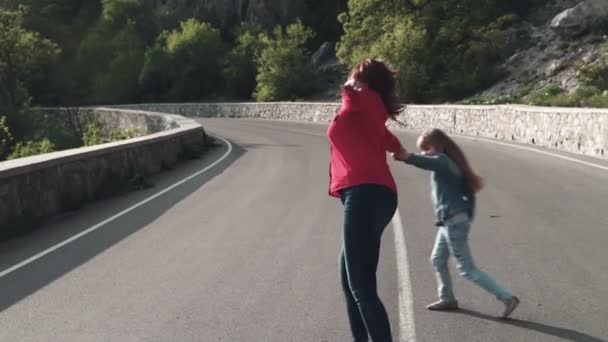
[481,0,608,100]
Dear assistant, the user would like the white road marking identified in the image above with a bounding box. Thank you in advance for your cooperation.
[392,209,417,342]
[0,136,233,279]
[453,135,608,172]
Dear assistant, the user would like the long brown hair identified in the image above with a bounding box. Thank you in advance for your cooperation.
[418,129,484,193]
[349,58,404,119]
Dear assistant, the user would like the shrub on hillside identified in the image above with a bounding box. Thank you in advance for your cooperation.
[223,24,268,99]
[0,116,14,160]
[254,21,317,102]
[83,122,142,146]
[139,18,225,101]
[8,139,55,160]
[578,63,608,91]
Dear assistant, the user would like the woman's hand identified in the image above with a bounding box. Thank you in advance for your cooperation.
[392,147,409,162]
[344,78,362,92]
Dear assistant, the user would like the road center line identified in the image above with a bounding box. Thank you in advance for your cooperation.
[392,209,417,342]
[0,135,234,279]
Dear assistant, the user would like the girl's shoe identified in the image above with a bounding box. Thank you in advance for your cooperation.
[501,296,520,319]
[426,301,459,311]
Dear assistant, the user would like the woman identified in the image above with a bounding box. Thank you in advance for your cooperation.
[327,58,407,342]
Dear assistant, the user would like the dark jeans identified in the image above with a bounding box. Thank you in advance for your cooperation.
[339,184,398,342]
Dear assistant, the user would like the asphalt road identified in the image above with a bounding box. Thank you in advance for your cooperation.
[0,118,607,342]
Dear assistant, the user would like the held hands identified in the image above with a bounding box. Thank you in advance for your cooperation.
[392,146,409,162]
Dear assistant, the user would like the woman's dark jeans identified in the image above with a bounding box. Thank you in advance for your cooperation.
[339,184,398,342]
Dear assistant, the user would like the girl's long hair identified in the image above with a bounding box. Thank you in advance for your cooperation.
[348,58,404,119]
[418,129,484,193]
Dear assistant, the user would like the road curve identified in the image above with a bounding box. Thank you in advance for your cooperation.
[0,118,607,342]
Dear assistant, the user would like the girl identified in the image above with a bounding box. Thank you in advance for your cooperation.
[393,129,519,319]
[328,58,407,342]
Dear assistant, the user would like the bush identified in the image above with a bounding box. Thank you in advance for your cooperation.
[109,128,142,141]
[549,86,608,108]
[0,116,14,159]
[582,93,608,108]
[140,18,225,101]
[8,139,55,160]
[527,84,564,106]
[83,122,142,146]
[578,63,608,91]
[82,122,103,146]
[254,21,317,101]
[223,24,268,99]
[519,85,608,108]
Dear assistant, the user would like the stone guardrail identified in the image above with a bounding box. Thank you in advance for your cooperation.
[0,107,207,238]
[118,102,607,160]
[2,101,605,237]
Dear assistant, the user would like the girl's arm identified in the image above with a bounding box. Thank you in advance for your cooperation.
[403,153,449,172]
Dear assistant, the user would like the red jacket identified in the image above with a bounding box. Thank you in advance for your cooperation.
[327,83,403,197]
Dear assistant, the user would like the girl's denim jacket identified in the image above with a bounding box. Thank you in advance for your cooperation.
[404,153,476,225]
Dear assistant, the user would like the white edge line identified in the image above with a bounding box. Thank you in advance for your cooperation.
[247,121,608,171]
[445,133,608,172]
[0,135,233,279]
[392,210,417,342]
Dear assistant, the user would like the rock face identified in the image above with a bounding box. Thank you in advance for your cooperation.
[311,42,336,67]
[310,42,347,100]
[551,0,608,37]
[480,0,608,100]
[146,0,293,29]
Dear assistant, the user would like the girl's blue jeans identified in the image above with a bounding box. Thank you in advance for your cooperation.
[432,213,513,303]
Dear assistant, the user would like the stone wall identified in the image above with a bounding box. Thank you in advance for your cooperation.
[400,104,608,159]
[0,108,207,238]
[38,107,182,136]
[116,102,341,122]
[119,102,608,159]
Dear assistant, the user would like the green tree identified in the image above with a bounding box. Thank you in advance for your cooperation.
[254,21,316,101]
[2,1,102,106]
[71,0,154,105]
[101,0,158,44]
[89,21,146,104]
[337,0,521,102]
[140,18,225,101]
[223,24,268,99]
[0,6,60,136]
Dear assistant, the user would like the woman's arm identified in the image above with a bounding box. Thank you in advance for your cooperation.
[341,82,404,154]
[338,81,362,118]
[363,88,403,154]
[383,127,403,154]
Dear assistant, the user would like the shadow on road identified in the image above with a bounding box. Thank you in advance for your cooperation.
[0,139,245,313]
[457,309,606,342]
